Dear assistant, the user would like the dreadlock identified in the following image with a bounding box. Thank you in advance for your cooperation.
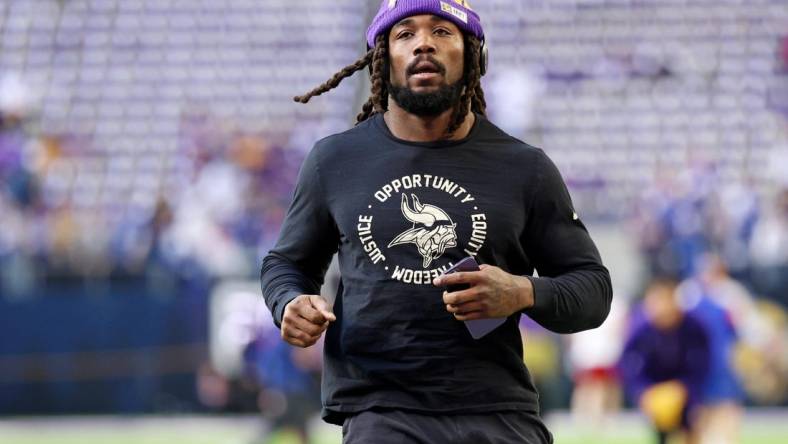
[445,34,486,136]
[360,34,389,122]
[294,34,487,139]
[292,42,376,105]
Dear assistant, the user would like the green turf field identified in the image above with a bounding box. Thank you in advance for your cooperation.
[1,411,787,444]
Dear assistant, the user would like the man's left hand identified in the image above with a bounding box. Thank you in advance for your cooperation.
[433,265,535,321]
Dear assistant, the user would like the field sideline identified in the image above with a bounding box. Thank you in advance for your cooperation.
[1,409,787,444]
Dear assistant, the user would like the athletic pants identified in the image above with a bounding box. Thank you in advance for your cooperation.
[341,408,554,444]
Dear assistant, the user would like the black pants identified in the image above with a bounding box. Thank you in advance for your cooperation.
[342,408,553,444]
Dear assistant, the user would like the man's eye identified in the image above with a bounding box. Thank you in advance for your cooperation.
[397,31,413,39]
[434,28,451,35]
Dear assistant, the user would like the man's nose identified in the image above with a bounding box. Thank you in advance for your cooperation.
[413,32,437,55]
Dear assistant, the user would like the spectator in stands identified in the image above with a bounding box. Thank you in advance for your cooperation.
[619,277,711,444]
[0,101,41,298]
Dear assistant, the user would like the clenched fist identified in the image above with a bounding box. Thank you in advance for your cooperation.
[281,294,336,348]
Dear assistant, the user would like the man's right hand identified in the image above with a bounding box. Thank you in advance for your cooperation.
[281,294,336,348]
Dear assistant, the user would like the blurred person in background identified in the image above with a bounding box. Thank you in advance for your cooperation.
[243,330,322,444]
[633,161,757,285]
[0,76,43,299]
[749,188,788,308]
[164,138,252,279]
[679,254,774,444]
[566,296,626,428]
[517,316,566,415]
[619,277,711,444]
[262,1,612,442]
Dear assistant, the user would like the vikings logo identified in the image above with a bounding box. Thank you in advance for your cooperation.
[388,194,458,268]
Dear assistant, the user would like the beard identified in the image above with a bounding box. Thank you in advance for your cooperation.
[387,58,464,116]
[388,80,463,116]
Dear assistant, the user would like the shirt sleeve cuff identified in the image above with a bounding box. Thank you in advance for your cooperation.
[273,289,302,328]
[523,276,556,317]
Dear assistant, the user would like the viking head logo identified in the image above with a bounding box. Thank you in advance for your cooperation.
[388,194,458,268]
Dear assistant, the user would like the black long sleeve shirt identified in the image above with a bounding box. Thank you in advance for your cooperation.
[261,113,612,424]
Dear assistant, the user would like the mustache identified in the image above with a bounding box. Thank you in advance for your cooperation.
[406,56,447,77]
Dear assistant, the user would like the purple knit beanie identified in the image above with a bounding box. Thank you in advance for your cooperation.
[366,0,485,48]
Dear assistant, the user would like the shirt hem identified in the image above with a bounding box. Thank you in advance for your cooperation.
[321,400,540,425]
